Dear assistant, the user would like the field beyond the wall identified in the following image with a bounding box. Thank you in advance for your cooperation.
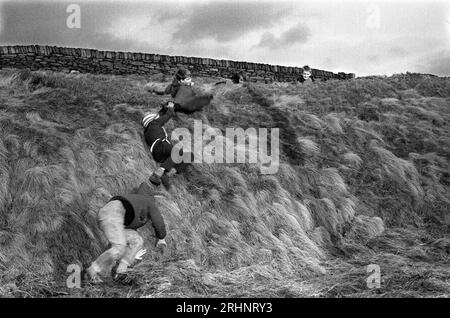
[0,68,448,297]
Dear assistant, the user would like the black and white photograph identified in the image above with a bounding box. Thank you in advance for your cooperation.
[0,0,449,303]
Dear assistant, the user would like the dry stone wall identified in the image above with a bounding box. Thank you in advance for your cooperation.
[0,45,355,82]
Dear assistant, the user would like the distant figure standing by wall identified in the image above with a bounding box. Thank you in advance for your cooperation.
[231,72,240,84]
[231,71,247,84]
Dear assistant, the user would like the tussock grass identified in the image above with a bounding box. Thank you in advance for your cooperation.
[297,137,320,157]
[0,69,449,297]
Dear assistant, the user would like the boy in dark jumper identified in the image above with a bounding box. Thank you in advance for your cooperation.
[164,68,213,114]
[143,101,194,187]
[86,182,167,283]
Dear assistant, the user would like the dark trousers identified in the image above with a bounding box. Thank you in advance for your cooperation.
[151,140,193,173]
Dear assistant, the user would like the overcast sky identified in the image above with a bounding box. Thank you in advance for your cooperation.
[0,0,449,76]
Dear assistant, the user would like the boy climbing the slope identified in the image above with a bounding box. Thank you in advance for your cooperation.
[142,101,194,188]
[86,182,167,283]
[164,67,214,114]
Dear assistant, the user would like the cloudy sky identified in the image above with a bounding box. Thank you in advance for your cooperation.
[0,0,449,76]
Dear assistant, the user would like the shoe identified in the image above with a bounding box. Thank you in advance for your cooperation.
[85,267,103,284]
[149,172,162,185]
[161,174,171,190]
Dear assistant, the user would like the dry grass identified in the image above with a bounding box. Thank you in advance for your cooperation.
[0,68,448,297]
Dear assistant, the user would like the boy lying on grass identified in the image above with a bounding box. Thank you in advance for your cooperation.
[146,67,213,114]
[86,182,167,284]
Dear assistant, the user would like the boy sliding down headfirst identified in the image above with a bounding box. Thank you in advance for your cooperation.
[164,67,213,114]
[143,101,194,188]
[86,182,167,283]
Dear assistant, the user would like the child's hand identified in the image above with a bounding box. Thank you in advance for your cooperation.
[135,249,147,260]
[167,101,175,108]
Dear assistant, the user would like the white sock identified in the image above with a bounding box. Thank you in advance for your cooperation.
[155,167,165,177]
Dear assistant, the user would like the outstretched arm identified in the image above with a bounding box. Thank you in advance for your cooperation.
[164,83,174,95]
[147,200,167,240]
[165,79,180,97]
[135,181,154,196]
[151,104,175,127]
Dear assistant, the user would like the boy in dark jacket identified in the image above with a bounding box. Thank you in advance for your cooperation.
[143,101,194,187]
[164,67,213,114]
[86,182,167,283]
[230,71,246,84]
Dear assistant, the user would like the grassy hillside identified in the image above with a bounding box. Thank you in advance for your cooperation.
[0,68,448,297]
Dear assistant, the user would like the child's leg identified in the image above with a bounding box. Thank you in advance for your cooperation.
[150,142,193,187]
[87,201,127,279]
[151,141,169,163]
[172,151,194,173]
[116,229,144,275]
[149,141,173,185]
[160,142,194,173]
[160,142,176,171]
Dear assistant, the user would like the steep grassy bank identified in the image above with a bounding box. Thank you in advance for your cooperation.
[0,69,448,297]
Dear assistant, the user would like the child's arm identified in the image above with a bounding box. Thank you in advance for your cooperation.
[135,181,154,196]
[164,83,174,95]
[147,200,167,240]
[151,103,175,127]
[164,79,180,97]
